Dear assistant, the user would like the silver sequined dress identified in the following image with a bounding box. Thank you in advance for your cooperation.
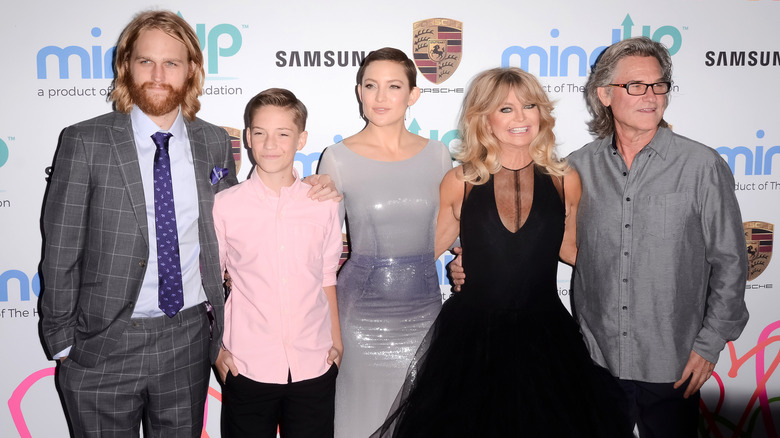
[317,140,452,437]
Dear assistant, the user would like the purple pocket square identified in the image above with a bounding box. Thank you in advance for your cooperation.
[210,166,229,185]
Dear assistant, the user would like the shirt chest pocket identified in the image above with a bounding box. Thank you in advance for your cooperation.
[636,192,692,239]
[284,220,327,264]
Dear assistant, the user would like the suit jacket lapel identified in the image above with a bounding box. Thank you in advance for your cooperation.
[110,112,150,245]
[187,120,213,203]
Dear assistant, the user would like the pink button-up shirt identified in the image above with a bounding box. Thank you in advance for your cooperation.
[213,169,342,384]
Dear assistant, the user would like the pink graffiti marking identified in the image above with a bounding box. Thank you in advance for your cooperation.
[710,371,726,415]
[8,367,55,438]
[201,386,223,438]
[723,320,780,437]
[699,372,726,438]
[752,320,780,438]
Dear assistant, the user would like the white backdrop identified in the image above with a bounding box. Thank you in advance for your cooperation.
[1,1,778,436]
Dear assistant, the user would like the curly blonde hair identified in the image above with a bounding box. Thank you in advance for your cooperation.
[110,10,204,120]
[457,67,565,184]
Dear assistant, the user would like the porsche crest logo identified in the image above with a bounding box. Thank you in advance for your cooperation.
[744,221,773,281]
[413,18,463,84]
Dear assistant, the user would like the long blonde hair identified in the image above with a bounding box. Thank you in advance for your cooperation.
[457,67,565,184]
[110,10,205,121]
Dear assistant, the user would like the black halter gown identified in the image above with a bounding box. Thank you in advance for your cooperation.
[373,165,632,437]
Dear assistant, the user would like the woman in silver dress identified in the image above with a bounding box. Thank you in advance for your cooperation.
[317,47,452,437]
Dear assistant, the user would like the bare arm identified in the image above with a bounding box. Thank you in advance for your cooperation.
[324,285,343,367]
[434,167,464,259]
[323,202,343,367]
[559,167,582,266]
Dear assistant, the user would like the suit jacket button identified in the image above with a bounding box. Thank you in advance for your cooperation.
[139,260,146,267]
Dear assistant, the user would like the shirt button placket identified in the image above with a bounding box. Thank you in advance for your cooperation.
[618,162,634,377]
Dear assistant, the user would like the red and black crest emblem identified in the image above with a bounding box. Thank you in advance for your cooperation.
[413,19,463,85]
[744,221,773,281]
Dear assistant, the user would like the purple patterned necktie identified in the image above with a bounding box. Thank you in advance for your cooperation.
[152,131,183,317]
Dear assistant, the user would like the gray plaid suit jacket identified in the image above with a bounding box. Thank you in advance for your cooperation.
[41,111,238,368]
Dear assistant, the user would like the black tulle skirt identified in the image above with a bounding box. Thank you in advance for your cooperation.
[372,291,634,437]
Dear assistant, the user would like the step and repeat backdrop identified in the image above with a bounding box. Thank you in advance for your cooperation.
[1,0,778,436]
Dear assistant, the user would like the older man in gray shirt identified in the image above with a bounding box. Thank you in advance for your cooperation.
[568,37,749,437]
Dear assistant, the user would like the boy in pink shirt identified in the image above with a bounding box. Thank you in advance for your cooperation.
[213,88,343,437]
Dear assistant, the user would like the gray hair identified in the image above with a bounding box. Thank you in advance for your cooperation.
[585,37,673,138]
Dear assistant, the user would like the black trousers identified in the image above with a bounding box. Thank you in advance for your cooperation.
[221,364,338,438]
[619,378,700,438]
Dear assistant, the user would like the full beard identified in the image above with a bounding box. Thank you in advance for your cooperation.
[128,80,188,117]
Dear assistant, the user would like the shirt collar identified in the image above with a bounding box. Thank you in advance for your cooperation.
[643,126,672,160]
[130,105,186,140]
[595,126,672,161]
[249,167,302,199]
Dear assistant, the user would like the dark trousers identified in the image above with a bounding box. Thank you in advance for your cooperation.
[221,364,338,438]
[619,378,700,438]
[57,304,212,438]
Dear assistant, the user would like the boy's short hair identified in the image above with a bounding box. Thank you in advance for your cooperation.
[244,88,308,132]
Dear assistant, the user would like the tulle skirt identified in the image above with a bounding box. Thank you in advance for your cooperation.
[372,290,633,438]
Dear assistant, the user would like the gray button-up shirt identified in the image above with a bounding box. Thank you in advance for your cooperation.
[568,127,749,383]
